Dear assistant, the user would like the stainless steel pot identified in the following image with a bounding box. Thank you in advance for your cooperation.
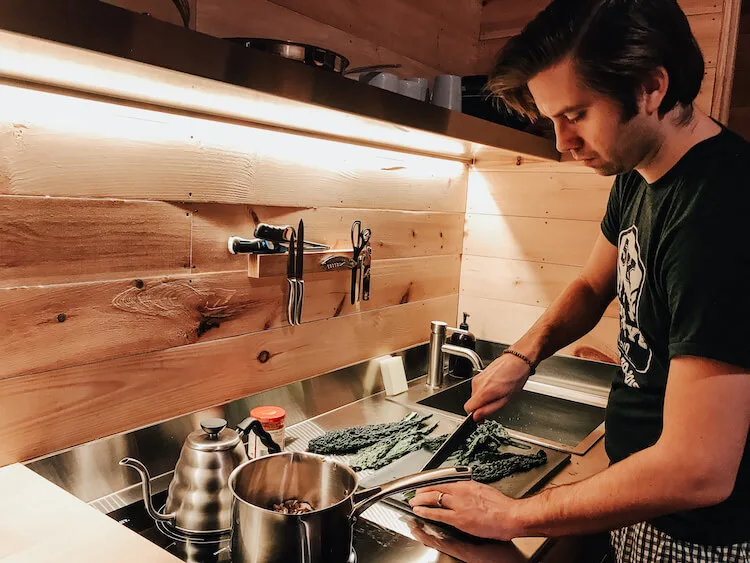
[120,416,280,537]
[226,38,350,73]
[229,451,472,562]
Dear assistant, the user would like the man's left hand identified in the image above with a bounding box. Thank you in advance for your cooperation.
[409,481,522,541]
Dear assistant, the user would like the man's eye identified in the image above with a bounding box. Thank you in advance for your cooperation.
[566,112,585,123]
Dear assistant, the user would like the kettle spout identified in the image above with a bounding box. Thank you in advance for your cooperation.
[119,457,176,524]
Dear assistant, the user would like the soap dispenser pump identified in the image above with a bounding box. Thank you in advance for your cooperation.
[448,312,477,378]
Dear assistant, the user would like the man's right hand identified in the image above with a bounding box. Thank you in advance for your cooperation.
[464,353,532,421]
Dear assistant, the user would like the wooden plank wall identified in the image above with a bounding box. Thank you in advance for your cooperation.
[0,82,467,466]
[729,2,750,138]
[460,159,619,365]
[101,0,483,78]
[476,0,727,115]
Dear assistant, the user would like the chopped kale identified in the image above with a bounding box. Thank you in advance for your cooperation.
[351,422,438,471]
[307,412,433,455]
[421,434,449,453]
[420,420,548,484]
[467,449,547,483]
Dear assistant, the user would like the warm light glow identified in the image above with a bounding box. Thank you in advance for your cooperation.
[0,83,467,184]
[466,168,502,215]
[0,30,468,159]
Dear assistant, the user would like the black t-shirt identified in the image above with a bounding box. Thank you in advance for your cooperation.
[601,126,750,545]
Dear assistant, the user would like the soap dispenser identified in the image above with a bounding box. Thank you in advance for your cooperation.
[448,312,477,378]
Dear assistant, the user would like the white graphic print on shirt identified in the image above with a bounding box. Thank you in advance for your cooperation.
[617,226,653,388]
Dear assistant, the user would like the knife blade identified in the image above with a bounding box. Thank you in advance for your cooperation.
[421,412,477,471]
[295,219,305,325]
[361,245,372,301]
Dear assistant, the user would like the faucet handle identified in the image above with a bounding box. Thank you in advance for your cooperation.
[430,320,448,333]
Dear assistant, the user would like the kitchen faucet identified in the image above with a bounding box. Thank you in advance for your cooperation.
[427,320,484,388]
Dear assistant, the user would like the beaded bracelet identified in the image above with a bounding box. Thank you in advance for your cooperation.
[502,348,537,376]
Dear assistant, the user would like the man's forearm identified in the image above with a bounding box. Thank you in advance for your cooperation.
[510,444,720,538]
[514,277,613,365]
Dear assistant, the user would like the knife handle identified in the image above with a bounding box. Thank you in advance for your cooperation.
[287,278,297,325]
[255,223,294,242]
[350,267,358,305]
[296,279,304,325]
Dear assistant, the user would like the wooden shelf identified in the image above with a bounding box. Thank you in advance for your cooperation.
[248,249,355,278]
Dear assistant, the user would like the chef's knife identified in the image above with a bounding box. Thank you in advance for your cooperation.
[295,219,305,325]
[286,231,297,326]
[421,412,477,471]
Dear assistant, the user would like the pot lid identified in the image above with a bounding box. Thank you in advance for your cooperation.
[185,418,241,452]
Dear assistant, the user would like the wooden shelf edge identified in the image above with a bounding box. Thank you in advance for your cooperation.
[248,248,356,278]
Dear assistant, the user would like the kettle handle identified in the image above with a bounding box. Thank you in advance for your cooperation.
[236,417,282,454]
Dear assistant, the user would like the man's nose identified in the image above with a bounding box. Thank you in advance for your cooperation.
[554,121,582,153]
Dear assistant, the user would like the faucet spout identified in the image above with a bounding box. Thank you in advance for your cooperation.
[426,320,483,389]
[441,343,484,372]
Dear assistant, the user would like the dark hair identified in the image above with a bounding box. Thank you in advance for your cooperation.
[488,0,704,123]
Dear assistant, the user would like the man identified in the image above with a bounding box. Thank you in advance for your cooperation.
[410,0,750,560]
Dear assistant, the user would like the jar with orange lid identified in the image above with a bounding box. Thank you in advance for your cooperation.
[250,406,286,457]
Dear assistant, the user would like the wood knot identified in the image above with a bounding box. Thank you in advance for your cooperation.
[258,350,271,363]
[134,279,145,289]
[57,313,67,323]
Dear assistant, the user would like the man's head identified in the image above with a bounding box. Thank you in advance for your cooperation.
[488,0,704,175]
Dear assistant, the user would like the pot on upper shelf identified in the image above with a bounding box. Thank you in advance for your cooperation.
[120,416,280,537]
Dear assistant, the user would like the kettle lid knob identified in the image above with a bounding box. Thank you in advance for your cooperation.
[200,418,227,437]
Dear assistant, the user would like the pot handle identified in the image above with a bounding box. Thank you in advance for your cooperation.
[350,466,471,521]
[236,417,282,454]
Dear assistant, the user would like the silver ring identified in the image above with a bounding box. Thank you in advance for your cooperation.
[437,492,444,508]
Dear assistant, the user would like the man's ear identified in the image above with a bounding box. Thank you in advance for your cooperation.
[640,67,669,115]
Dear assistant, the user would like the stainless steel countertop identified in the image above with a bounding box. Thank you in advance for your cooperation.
[28,340,613,561]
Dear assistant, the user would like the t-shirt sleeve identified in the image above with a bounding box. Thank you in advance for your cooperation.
[600,178,621,245]
[663,193,750,368]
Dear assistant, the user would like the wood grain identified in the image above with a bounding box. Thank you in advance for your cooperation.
[467,170,611,221]
[0,256,460,380]
[460,255,618,319]
[474,37,510,74]
[463,214,601,267]
[405,0,483,39]
[267,0,478,76]
[0,108,469,212]
[100,0,196,27]
[692,12,723,68]
[197,0,445,78]
[480,1,724,40]
[697,66,718,113]
[0,295,458,465]
[711,0,742,122]
[190,204,465,273]
[0,196,190,288]
[458,295,619,364]
[0,464,181,562]
[474,155,591,174]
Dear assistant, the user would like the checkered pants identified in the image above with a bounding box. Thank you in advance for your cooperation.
[611,522,750,562]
